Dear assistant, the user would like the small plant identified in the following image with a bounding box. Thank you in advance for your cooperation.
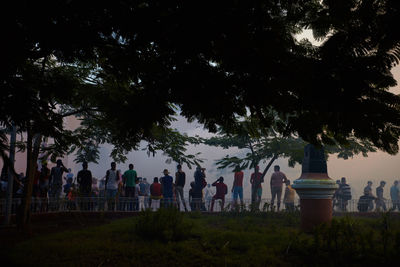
[262,202,270,212]
[134,207,193,242]
[223,203,231,212]
[380,211,392,256]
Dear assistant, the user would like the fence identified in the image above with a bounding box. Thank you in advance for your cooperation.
[1,196,399,217]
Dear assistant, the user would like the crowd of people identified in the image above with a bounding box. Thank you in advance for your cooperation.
[0,160,296,212]
[333,178,400,212]
[1,159,400,213]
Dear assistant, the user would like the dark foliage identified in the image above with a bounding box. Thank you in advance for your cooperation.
[2,0,400,153]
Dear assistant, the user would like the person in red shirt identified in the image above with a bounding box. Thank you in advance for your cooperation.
[150,177,162,211]
[250,166,263,209]
[231,166,244,207]
[211,177,228,212]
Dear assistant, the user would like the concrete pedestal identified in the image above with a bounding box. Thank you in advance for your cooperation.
[291,145,338,231]
[299,199,332,231]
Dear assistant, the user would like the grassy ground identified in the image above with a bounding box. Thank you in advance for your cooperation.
[2,210,400,266]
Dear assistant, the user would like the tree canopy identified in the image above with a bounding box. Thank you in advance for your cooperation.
[2,0,400,155]
[204,117,377,179]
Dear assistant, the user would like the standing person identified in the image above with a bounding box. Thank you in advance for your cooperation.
[138,178,147,210]
[32,164,41,212]
[39,162,50,212]
[63,177,73,198]
[134,178,140,211]
[204,184,214,211]
[65,168,74,184]
[232,166,244,207]
[210,177,228,212]
[376,181,387,211]
[283,180,296,211]
[123,164,137,211]
[150,177,162,211]
[338,177,352,211]
[117,171,125,211]
[143,178,150,209]
[357,188,377,212]
[49,159,68,210]
[332,180,341,211]
[390,180,400,211]
[193,166,206,211]
[32,164,40,198]
[77,162,93,210]
[189,182,196,211]
[105,162,120,211]
[364,181,374,211]
[270,165,288,211]
[175,164,188,211]
[250,166,263,210]
[161,169,173,207]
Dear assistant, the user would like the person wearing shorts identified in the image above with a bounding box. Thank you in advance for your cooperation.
[270,165,287,211]
[250,166,263,209]
[232,166,244,207]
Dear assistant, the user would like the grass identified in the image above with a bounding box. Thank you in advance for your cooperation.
[3,209,400,266]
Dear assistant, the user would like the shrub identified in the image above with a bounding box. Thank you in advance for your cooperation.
[134,207,193,242]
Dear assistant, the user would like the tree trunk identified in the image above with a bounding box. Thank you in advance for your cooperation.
[19,130,41,232]
[261,154,278,181]
[247,140,258,176]
[4,124,16,225]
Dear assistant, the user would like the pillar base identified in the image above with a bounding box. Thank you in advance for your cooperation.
[300,198,332,231]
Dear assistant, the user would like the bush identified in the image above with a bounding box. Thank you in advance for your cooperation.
[287,213,400,266]
[134,207,193,242]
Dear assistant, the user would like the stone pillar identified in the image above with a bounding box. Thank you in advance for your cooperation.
[292,144,338,231]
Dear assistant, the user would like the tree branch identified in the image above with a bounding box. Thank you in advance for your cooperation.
[60,107,100,117]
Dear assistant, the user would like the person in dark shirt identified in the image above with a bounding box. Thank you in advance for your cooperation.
[376,181,387,211]
[189,182,195,211]
[77,162,92,196]
[175,164,187,211]
[358,189,377,212]
[77,162,93,210]
[161,169,173,207]
[49,159,68,200]
[363,181,374,211]
[39,163,50,212]
[193,166,206,211]
[338,177,352,211]
[210,177,228,212]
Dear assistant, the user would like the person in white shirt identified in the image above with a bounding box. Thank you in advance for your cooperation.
[204,184,214,211]
[105,162,120,211]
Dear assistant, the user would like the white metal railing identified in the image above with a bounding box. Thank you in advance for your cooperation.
[1,197,399,216]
